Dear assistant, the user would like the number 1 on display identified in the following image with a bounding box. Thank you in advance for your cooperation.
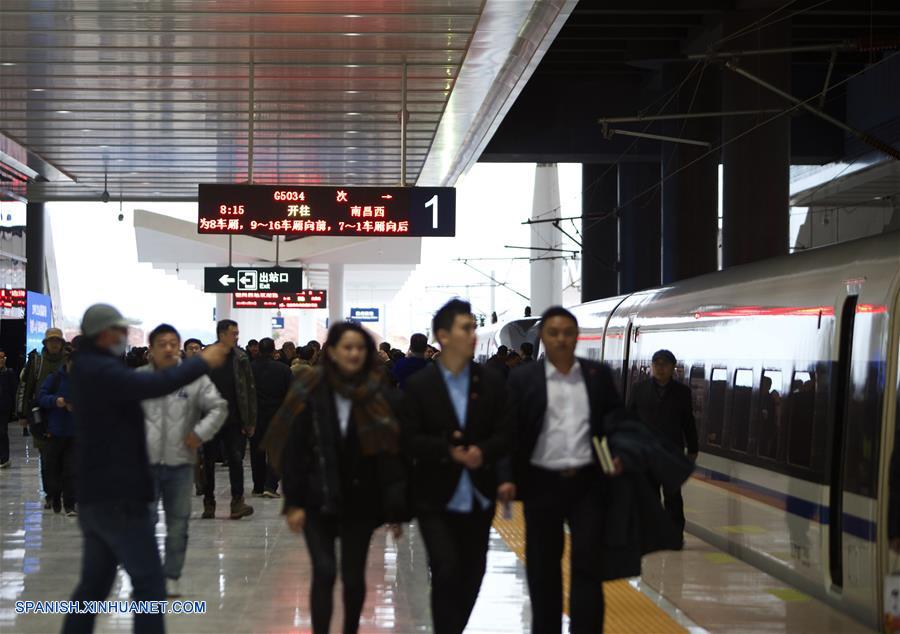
[426,194,438,229]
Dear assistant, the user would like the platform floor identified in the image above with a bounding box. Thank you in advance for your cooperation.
[0,431,875,633]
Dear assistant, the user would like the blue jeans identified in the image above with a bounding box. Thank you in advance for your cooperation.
[62,500,165,634]
[150,464,193,581]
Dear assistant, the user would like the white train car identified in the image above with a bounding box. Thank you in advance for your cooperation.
[475,317,539,364]
[567,232,900,629]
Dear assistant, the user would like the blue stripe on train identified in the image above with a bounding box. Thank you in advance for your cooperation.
[693,466,877,542]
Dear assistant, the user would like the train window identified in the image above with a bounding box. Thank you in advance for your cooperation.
[757,370,784,460]
[787,371,816,467]
[731,370,754,452]
[706,368,728,446]
[842,362,883,497]
[689,365,706,444]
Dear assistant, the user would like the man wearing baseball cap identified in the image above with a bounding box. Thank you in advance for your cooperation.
[62,304,228,634]
[15,327,66,499]
[626,348,698,548]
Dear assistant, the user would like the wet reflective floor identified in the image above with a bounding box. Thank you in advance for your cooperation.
[0,431,875,633]
[0,432,529,634]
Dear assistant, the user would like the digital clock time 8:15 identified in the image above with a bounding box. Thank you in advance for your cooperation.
[219,205,245,216]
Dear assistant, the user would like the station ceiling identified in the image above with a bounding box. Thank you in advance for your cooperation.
[483,0,900,166]
[0,0,573,202]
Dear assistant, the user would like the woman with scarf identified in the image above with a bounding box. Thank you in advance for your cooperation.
[263,322,407,634]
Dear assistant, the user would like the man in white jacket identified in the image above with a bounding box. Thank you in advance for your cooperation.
[142,324,227,598]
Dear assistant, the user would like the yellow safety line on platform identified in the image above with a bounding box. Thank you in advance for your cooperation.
[493,502,686,634]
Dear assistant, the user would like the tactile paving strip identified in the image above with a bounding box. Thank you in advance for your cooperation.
[493,502,687,633]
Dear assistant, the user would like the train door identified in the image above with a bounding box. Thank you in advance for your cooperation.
[877,286,900,626]
[621,321,633,397]
[828,294,858,590]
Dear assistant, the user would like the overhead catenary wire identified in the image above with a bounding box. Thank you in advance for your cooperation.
[523,0,841,224]
[455,259,530,301]
[504,244,580,255]
[581,48,900,235]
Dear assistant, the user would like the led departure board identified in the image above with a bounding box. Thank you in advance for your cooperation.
[233,290,327,310]
[198,184,455,237]
[0,288,27,309]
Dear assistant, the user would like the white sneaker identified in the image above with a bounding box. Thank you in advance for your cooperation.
[166,578,182,598]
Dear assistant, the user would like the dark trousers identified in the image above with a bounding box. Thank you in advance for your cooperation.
[39,447,49,496]
[303,512,377,634]
[202,422,246,500]
[661,484,685,535]
[417,505,495,634]
[249,418,278,494]
[0,416,8,463]
[524,467,605,634]
[44,435,76,509]
[62,501,165,634]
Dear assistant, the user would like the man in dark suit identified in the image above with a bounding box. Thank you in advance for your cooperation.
[250,337,293,498]
[505,305,624,634]
[626,349,698,545]
[401,299,511,634]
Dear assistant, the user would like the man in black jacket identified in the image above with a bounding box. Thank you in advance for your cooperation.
[626,349,698,544]
[250,337,292,498]
[63,304,227,634]
[401,299,510,634]
[203,319,257,520]
[505,306,624,634]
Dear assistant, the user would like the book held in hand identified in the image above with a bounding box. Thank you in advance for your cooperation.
[592,436,616,475]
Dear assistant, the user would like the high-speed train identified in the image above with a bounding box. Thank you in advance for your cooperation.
[475,317,540,364]
[513,232,899,629]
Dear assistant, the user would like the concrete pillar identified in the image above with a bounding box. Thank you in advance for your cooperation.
[618,162,661,293]
[328,263,345,327]
[530,163,563,314]
[25,202,46,294]
[232,307,274,344]
[581,163,618,302]
[660,63,719,284]
[721,10,790,268]
[215,293,232,323]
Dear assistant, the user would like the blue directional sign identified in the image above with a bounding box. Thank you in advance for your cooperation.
[25,291,52,356]
[271,316,285,330]
[349,307,380,322]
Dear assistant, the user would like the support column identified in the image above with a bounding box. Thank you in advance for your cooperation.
[25,202,46,294]
[215,293,232,323]
[721,10,790,268]
[660,63,719,283]
[618,162,661,293]
[581,163,618,302]
[232,307,274,343]
[530,163,563,314]
[328,263,344,327]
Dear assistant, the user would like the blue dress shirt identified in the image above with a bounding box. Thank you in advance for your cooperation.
[439,362,490,513]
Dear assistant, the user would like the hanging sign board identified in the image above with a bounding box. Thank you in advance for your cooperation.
[233,290,327,310]
[203,266,303,293]
[198,184,455,237]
